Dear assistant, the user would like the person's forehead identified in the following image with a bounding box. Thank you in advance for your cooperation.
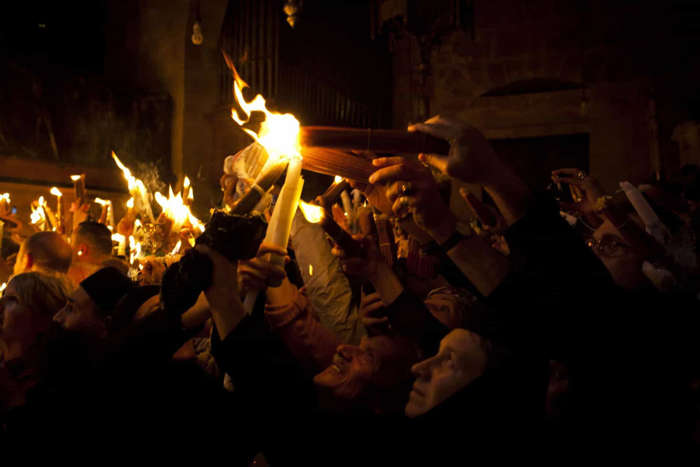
[440,329,472,353]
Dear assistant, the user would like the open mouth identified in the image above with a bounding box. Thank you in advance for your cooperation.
[313,355,347,388]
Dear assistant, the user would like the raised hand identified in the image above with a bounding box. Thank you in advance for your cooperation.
[409,115,502,185]
[369,156,456,242]
[237,242,288,293]
[359,289,390,336]
[551,168,605,217]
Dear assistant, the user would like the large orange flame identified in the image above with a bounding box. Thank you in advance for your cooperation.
[224,53,301,165]
[155,185,205,234]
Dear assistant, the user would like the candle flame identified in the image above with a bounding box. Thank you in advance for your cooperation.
[169,240,183,256]
[309,264,313,276]
[126,197,135,209]
[226,53,301,164]
[111,233,125,243]
[50,187,63,197]
[183,176,191,189]
[0,282,6,293]
[112,151,149,198]
[334,175,343,183]
[30,196,48,226]
[1,193,11,203]
[299,201,324,224]
[155,185,205,233]
[94,197,110,206]
[134,219,142,231]
[128,235,142,265]
[70,175,82,182]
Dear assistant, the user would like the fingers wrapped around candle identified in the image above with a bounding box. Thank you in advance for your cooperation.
[238,242,289,291]
[360,290,390,335]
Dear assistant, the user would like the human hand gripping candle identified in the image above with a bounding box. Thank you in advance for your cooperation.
[224,52,306,314]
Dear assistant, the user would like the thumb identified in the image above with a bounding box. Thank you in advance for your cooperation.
[419,153,448,175]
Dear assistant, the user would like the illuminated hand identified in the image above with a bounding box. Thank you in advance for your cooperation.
[137,257,168,286]
[359,290,390,336]
[409,115,504,186]
[71,201,90,230]
[551,168,606,216]
[238,242,288,293]
[369,156,455,242]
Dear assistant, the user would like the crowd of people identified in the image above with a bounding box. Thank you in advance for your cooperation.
[1,116,698,460]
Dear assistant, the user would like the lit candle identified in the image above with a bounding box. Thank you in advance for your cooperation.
[50,187,64,233]
[112,233,127,257]
[94,198,111,227]
[243,156,304,314]
[71,174,86,206]
[183,177,194,206]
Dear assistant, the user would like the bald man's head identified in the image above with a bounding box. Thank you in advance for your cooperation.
[14,231,72,275]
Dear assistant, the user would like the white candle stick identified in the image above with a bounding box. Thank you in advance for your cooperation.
[620,181,669,245]
[243,156,304,314]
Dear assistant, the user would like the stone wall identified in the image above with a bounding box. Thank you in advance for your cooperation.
[389,0,700,191]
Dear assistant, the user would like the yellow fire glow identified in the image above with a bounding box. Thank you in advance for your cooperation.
[112,151,149,197]
[128,235,142,265]
[1,193,11,203]
[169,240,183,256]
[30,196,47,226]
[155,186,206,233]
[299,201,324,224]
[126,197,135,209]
[50,187,63,197]
[0,282,6,294]
[309,264,313,276]
[227,55,301,164]
[334,175,343,183]
[70,175,82,182]
[134,219,142,231]
[184,176,191,189]
[111,233,125,243]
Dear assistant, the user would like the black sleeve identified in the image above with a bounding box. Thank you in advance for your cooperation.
[209,295,316,413]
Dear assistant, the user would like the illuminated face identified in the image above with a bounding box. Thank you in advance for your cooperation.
[53,287,106,338]
[405,329,487,418]
[588,218,648,290]
[314,335,417,402]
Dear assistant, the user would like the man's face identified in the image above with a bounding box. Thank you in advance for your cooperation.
[589,218,648,290]
[405,329,487,418]
[314,335,416,401]
[53,287,106,338]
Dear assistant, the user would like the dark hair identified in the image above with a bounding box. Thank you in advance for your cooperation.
[75,221,113,257]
